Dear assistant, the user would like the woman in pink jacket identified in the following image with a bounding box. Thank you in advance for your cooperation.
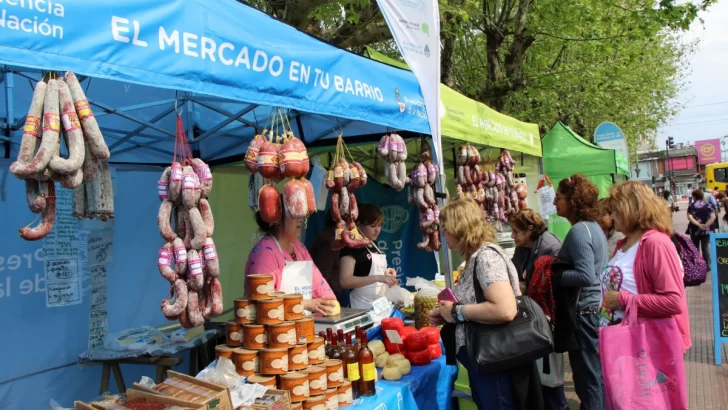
[600,181,691,352]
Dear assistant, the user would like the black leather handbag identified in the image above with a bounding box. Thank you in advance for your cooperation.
[464,247,554,373]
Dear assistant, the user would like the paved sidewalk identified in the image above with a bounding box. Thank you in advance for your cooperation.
[563,202,728,409]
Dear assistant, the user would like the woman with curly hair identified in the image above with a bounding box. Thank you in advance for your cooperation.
[552,174,608,410]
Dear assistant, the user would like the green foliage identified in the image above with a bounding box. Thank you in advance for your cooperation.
[242,0,716,159]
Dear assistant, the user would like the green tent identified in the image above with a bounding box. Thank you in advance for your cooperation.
[542,121,630,240]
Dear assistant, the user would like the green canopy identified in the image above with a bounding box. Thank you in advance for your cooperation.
[542,121,629,180]
[542,121,630,240]
[363,47,542,157]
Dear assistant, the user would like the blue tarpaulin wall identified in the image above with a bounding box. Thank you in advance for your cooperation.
[0,0,437,407]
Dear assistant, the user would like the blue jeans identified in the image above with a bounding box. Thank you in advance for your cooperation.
[542,385,568,410]
[457,348,514,410]
[568,314,603,410]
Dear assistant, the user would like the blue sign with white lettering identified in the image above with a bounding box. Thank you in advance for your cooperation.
[0,0,431,135]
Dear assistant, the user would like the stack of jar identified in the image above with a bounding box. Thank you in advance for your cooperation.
[214,273,353,409]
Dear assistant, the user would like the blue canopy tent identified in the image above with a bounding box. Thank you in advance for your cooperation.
[0,0,437,407]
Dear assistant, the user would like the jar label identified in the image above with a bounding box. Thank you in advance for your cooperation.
[347,363,360,381]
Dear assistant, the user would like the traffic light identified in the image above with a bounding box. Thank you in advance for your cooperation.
[667,136,675,149]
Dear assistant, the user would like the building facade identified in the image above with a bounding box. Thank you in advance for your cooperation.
[630,144,701,198]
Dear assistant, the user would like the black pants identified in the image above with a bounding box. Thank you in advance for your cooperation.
[691,234,710,265]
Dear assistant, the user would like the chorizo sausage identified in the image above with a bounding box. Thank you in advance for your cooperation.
[463,165,473,185]
[245,134,265,174]
[178,308,193,328]
[161,279,189,317]
[10,79,60,179]
[209,278,223,317]
[326,169,335,190]
[395,133,408,161]
[339,186,350,221]
[388,134,399,162]
[82,144,100,183]
[181,166,201,209]
[279,137,303,178]
[158,167,171,201]
[387,162,401,190]
[72,183,86,219]
[57,168,83,189]
[64,72,110,160]
[203,238,220,278]
[14,81,46,169]
[192,158,213,198]
[377,134,390,159]
[413,163,427,188]
[354,162,367,188]
[173,237,187,276]
[188,207,207,251]
[341,221,370,248]
[349,191,359,222]
[19,181,56,241]
[347,163,360,191]
[186,249,204,291]
[158,200,176,242]
[168,162,183,203]
[283,180,308,219]
[341,160,351,187]
[426,161,437,185]
[158,242,177,282]
[430,231,441,251]
[333,164,344,191]
[424,185,436,207]
[198,199,215,237]
[26,179,46,214]
[299,178,317,216]
[258,185,282,224]
[257,141,280,179]
[292,137,310,178]
[49,80,85,174]
[456,145,469,166]
[416,232,430,249]
[396,161,408,190]
[331,192,342,222]
[186,290,205,327]
[415,187,428,209]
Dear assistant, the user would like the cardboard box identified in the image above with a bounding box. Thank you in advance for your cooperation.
[241,389,291,410]
[126,389,204,409]
[148,370,234,410]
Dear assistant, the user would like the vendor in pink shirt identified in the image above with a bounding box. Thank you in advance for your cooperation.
[245,205,337,316]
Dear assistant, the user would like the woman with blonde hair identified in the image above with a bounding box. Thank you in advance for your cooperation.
[600,181,690,407]
[430,198,543,410]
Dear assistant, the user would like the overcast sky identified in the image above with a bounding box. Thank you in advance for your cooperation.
[657,1,728,148]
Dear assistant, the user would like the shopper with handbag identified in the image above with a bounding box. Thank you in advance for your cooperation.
[600,181,690,409]
[430,198,545,410]
[510,209,567,410]
[552,175,608,410]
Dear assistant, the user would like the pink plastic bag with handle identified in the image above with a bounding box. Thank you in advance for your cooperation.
[599,297,687,410]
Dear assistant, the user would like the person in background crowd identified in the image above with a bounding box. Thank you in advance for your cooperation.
[687,189,716,264]
[701,185,719,229]
[717,192,728,232]
[431,198,543,410]
[597,198,625,258]
[339,203,398,309]
[310,210,348,307]
[600,181,690,408]
[510,209,566,410]
[552,174,608,410]
[245,199,337,315]
[662,190,676,212]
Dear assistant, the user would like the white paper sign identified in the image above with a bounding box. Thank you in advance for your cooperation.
[537,184,557,217]
[384,329,403,345]
[88,264,108,350]
[279,261,313,300]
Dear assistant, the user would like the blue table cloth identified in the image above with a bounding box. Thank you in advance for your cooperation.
[350,354,458,410]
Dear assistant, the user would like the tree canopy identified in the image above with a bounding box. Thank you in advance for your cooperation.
[241,0,716,158]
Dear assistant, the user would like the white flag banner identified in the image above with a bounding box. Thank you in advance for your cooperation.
[375,0,443,174]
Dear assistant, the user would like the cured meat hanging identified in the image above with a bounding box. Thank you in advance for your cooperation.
[157,113,222,327]
[377,133,408,191]
[454,146,526,231]
[11,72,113,241]
[326,135,369,250]
[409,141,441,252]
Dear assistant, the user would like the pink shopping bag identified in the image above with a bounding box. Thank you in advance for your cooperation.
[598,298,687,410]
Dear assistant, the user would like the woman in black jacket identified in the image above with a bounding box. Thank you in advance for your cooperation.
[510,209,567,410]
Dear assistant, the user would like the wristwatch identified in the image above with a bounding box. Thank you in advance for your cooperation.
[451,303,467,322]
